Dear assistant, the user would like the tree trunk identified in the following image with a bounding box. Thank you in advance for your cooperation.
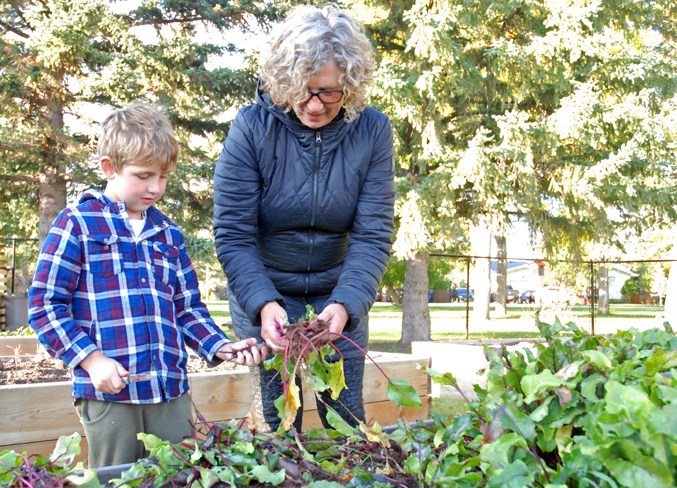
[471,223,491,322]
[400,251,431,346]
[494,235,508,317]
[38,101,67,249]
[597,262,609,314]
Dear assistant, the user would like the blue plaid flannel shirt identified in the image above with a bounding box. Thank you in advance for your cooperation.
[28,190,231,404]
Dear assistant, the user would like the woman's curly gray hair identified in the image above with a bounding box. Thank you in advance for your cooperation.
[259,3,375,123]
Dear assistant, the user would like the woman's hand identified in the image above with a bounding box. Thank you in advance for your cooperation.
[317,303,349,340]
[215,337,268,365]
[260,301,288,354]
[80,350,128,394]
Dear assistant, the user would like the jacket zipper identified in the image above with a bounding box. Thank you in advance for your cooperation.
[310,131,321,228]
[305,131,322,293]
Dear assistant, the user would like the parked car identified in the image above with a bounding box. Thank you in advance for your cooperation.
[540,286,576,307]
[490,285,520,303]
[452,288,474,302]
[519,290,536,304]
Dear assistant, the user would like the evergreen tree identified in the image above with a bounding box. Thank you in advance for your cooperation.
[354,0,677,342]
[0,0,295,249]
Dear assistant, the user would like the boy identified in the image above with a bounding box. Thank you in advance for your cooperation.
[28,103,266,468]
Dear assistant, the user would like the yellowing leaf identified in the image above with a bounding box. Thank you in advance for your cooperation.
[280,382,301,431]
[556,425,573,454]
[360,421,391,448]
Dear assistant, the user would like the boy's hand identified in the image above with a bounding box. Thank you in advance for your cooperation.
[260,301,288,354]
[215,338,268,365]
[80,350,128,394]
[317,303,349,340]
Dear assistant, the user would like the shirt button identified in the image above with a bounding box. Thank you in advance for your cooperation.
[152,355,157,360]
[164,252,169,257]
[141,277,146,283]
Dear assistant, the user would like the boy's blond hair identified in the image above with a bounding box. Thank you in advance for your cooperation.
[97,103,178,173]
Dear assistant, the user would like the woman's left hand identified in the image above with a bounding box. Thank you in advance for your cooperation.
[317,303,349,340]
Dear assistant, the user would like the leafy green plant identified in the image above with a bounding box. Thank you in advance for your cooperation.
[0,326,35,337]
[419,317,677,487]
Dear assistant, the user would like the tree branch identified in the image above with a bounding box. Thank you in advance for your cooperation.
[6,0,32,35]
[0,19,28,39]
[0,174,38,184]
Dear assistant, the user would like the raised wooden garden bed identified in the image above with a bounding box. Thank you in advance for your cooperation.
[0,337,431,461]
[0,335,42,356]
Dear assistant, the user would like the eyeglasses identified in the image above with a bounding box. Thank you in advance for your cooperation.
[304,89,344,104]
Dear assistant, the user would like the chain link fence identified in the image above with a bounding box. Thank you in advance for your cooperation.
[427,254,669,335]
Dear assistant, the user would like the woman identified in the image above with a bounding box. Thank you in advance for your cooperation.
[213,3,395,431]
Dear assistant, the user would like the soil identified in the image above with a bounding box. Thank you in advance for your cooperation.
[0,351,245,385]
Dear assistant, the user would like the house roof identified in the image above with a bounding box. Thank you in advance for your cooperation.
[490,260,532,272]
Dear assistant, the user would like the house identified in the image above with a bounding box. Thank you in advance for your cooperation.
[489,260,638,301]
[606,264,638,300]
[489,260,544,295]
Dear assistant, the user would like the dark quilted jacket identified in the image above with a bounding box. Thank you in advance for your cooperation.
[213,87,395,348]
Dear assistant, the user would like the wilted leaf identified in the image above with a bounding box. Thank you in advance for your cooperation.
[360,421,391,448]
[555,425,573,454]
[276,381,301,431]
[555,386,573,406]
[326,360,346,400]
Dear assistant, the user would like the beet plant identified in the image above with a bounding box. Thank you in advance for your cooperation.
[0,433,98,487]
[415,317,677,486]
[264,305,422,431]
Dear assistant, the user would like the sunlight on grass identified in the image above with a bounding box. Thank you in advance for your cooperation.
[431,397,468,417]
[205,300,231,324]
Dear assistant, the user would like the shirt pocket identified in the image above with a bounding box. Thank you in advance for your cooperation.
[86,234,123,277]
[151,241,180,286]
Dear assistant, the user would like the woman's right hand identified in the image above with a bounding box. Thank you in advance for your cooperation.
[260,301,289,354]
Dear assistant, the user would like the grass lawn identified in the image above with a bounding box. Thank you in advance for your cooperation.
[203,300,665,420]
[206,298,665,355]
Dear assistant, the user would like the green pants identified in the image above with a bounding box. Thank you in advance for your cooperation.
[75,393,193,468]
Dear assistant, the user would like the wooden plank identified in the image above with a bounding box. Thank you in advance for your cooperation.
[303,397,431,430]
[1,352,431,458]
[0,381,79,446]
[189,369,255,422]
